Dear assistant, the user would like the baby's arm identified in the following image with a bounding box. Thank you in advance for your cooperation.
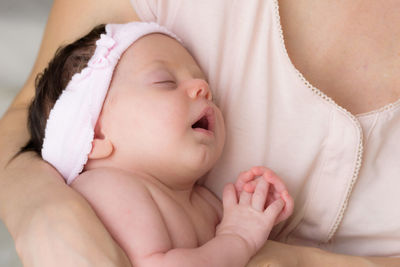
[71,169,285,267]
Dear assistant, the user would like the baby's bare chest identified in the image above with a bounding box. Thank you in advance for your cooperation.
[150,188,220,248]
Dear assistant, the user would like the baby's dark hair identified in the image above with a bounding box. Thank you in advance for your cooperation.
[20,25,106,156]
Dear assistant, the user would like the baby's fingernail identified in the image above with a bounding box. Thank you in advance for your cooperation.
[281,190,289,197]
[244,183,254,193]
[276,198,285,207]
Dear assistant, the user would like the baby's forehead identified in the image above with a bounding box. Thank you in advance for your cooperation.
[125,33,184,58]
[140,59,203,74]
[118,38,204,78]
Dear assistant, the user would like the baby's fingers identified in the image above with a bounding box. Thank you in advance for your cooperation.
[239,189,252,205]
[235,166,267,193]
[222,183,238,210]
[274,191,294,225]
[251,179,269,211]
[263,170,287,194]
[264,198,285,219]
[235,170,254,193]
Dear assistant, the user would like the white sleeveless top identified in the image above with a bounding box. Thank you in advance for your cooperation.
[131,0,400,257]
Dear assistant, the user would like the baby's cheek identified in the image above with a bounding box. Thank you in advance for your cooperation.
[159,109,188,134]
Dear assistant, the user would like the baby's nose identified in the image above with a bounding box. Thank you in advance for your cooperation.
[187,79,212,101]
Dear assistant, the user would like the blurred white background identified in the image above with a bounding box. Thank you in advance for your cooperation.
[0,0,52,266]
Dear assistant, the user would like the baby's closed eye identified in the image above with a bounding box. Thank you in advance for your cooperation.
[150,69,176,83]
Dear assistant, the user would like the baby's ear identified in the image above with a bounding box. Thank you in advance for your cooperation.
[88,118,113,160]
[88,138,114,159]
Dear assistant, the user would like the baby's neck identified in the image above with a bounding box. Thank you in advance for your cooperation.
[84,164,198,204]
[140,170,197,204]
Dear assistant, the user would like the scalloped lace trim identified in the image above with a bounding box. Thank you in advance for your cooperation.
[271,0,363,241]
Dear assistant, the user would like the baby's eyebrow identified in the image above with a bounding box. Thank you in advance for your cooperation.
[191,67,207,80]
[139,60,207,81]
[137,60,167,73]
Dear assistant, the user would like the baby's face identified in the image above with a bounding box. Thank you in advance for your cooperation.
[96,33,225,183]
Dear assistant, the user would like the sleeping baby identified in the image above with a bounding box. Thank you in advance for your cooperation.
[22,22,293,267]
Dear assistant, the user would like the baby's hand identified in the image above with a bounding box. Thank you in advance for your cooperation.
[216,179,285,256]
[235,166,294,225]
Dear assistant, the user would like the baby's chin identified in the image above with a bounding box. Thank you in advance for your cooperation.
[83,148,220,184]
[183,156,218,178]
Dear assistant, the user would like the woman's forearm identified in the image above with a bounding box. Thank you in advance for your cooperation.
[0,0,139,243]
[0,0,140,265]
[0,106,29,164]
[13,181,133,267]
[0,107,132,267]
[0,102,61,235]
[0,91,129,267]
[0,106,33,230]
[247,240,400,267]
[0,152,133,267]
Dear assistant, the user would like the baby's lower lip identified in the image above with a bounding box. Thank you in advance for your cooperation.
[193,127,214,137]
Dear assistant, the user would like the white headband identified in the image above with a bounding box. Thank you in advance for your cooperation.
[41,22,181,184]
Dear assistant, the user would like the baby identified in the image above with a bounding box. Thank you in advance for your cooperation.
[22,22,293,266]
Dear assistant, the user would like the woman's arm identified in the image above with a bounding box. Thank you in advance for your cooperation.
[247,240,400,267]
[0,0,139,266]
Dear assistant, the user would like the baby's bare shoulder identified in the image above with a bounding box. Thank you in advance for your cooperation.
[72,168,151,196]
[71,168,174,260]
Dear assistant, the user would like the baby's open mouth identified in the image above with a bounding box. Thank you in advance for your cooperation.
[192,115,209,130]
[191,107,215,134]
